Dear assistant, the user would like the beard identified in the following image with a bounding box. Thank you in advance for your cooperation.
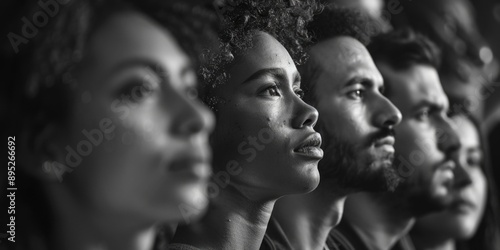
[318,129,402,194]
[391,158,455,216]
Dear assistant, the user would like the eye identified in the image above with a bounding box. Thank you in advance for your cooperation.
[260,84,281,97]
[467,152,482,168]
[186,86,199,100]
[294,88,305,99]
[415,109,430,121]
[113,68,161,103]
[117,78,158,103]
[347,89,364,99]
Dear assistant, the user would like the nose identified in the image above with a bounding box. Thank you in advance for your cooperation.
[452,151,473,189]
[292,98,319,129]
[373,95,402,129]
[173,95,215,137]
[437,118,461,157]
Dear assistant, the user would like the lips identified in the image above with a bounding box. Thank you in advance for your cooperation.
[449,197,476,213]
[294,133,323,160]
[168,150,211,179]
[433,160,456,196]
[374,136,395,147]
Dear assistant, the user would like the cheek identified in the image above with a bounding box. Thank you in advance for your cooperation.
[470,170,488,215]
[395,123,437,164]
[326,108,367,140]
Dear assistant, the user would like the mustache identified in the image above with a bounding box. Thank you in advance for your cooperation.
[367,127,395,146]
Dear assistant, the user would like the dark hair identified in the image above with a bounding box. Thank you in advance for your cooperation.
[456,113,500,250]
[1,0,217,249]
[300,5,380,107]
[368,28,441,71]
[308,4,381,46]
[297,6,383,187]
[2,0,217,139]
[200,0,320,110]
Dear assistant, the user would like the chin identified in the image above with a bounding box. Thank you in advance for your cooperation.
[453,218,480,239]
[296,167,321,193]
[166,183,210,221]
[407,190,453,216]
[279,166,320,195]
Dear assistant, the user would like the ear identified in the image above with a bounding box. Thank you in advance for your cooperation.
[18,123,70,183]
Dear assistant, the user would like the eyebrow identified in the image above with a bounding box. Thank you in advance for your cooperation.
[241,68,296,85]
[412,99,445,112]
[106,58,165,78]
[104,58,194,85]
[343,76,374,88]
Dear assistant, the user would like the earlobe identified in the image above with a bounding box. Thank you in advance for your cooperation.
[18,123,68,182]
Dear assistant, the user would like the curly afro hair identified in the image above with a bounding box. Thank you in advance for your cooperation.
[200,0,321,109]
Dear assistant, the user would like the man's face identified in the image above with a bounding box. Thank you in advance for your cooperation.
[309,37,402,192]
[377,62,461,215]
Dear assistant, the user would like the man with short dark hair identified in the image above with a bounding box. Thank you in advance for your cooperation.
[332,29,472,250]
[263,6,403,250]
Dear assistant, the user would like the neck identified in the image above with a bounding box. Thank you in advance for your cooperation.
[411,229,455,250]
[173,184,275,250]
[343,192,415,250]
[48,185,156,250]
[273,182,347,250]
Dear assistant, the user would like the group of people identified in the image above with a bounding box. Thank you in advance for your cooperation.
[2,0,499,250]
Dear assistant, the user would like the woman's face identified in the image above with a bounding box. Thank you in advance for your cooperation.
[54,12,214,223]
[210,31,322,200]
[414,114,487,239]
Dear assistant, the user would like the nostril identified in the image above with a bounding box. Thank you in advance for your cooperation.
[302,118,315,128]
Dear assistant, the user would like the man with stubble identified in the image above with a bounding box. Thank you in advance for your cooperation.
[262,6,403,250]
[333,29,473,250]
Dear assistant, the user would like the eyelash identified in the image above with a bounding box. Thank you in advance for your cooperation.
[415,109,430,121]
[347,89,364,99]
[261,84,281,97]
[295,89,305,99]
[117,78,158,103]
[185,86,199,100]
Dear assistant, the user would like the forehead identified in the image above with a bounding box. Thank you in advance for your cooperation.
[309,36,382,90]
[226,31,296,84]
[377,63,447,112]
[86,11,189,78]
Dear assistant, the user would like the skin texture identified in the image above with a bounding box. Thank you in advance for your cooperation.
[272,36,402,250]
[378,63,468,215]
[40,12,214,250]
[311,37,402,192]
[172,31,322,250]
[411,114,487,249]
[341,63,470,250]
[210,31,322,199]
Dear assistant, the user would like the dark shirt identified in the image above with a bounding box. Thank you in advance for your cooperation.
[326,220,369,250]
[327,221,415,250]
[260,216,294,250]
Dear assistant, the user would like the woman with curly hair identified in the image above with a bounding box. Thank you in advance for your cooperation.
[1,0,217,249]
[410,111,500,250]
[170,0,322,249]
